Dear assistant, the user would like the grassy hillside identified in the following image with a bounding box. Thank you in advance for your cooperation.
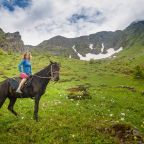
[0,47,144,143]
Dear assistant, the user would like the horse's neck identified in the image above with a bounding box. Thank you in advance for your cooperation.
[34,65,50,77]
[34,65,51,86]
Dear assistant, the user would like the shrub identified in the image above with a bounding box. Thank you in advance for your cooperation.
[134,65,144,79]
[89,59,95,64]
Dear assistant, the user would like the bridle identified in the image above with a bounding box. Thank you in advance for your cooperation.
[33,64,59,80]
[50,64,59,81]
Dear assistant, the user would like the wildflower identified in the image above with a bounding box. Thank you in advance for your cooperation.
[76,103,79,106]
[110,114,113,117]
[121,113,125,116]
[110,99,115,103]
[72,134,75,138]
[120,118,124,121]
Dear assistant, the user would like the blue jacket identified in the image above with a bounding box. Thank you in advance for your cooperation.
[18,59,32,75]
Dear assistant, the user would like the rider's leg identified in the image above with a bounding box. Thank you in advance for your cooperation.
[16,78,27,93]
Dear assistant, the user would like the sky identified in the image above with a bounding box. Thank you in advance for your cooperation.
[0,0,144,46]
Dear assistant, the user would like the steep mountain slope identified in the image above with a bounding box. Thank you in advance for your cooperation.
[0,28,24,52]
[32,20,144,60]
[123,21,144,47]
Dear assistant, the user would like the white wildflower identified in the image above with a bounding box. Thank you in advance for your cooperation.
[72,134,75,138]
[110,114,113,117]
[76,103,79,106]
[120,118,125,121]
[121,113,125,116]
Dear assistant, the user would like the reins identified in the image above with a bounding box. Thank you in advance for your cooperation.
[3,63,59,81]
[33,75,51,79]
[33,64,59,80]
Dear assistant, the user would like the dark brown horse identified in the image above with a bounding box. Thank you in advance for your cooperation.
[0,61,60,121]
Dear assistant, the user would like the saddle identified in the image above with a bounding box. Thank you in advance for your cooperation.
[9,76,33,91]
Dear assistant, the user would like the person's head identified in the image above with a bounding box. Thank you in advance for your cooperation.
[22,52,32,60]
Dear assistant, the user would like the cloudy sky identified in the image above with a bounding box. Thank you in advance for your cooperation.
[0,0,144,45]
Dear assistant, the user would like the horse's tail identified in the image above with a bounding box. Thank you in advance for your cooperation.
[0,79,10,108]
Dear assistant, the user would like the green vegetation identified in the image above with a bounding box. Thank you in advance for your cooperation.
[134,65,144,79]
[0,45,144,143]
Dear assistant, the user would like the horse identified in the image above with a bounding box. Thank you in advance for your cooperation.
[0,61,60,121]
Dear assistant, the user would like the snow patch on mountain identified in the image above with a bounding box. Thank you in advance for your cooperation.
[101,43,104,53]
[72,44,123,61]
[89,44,94,49]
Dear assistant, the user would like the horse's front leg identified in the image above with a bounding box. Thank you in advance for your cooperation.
[34,95,41,122]
[8,97,18,116]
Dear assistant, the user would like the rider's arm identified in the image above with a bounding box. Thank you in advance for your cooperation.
[30,64,32,75]
[18,60,24,73]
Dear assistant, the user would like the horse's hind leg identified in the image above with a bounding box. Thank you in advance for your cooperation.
[0,96,7,108]
[0,79,9,108]
[8,97,18,116]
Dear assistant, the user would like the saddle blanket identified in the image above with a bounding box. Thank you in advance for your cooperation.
[9,77,32,91]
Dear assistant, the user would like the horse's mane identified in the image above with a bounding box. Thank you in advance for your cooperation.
[34,64,51,76]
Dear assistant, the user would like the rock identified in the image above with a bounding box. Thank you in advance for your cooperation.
[67,85,91,100]
[0,28,24,52]
[117,85,136,92]
[103,123,144,143]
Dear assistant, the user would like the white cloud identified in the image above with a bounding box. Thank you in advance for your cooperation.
[0,0,144,45]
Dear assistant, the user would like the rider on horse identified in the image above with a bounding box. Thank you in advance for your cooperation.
[16,52,32,93]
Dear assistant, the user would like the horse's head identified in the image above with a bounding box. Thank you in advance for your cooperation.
[49,61,60,81]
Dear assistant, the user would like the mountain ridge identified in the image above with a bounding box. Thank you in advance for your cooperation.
[30,20,143,60]
[0,20,144,60]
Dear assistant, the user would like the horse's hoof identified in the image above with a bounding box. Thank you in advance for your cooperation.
[33,116,39,122]
[16,114,19,117]
[34,118,39,122]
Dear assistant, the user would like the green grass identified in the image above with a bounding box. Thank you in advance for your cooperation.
[0,48,144,143]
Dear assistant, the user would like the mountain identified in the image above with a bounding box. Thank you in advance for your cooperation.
[31,20,144,60]
[123,21,144,47]
[33,31,124,60]
[0,28,24,52]
[0,20,144,59]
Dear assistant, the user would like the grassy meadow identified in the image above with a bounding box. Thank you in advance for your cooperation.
[0,47,144,143]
